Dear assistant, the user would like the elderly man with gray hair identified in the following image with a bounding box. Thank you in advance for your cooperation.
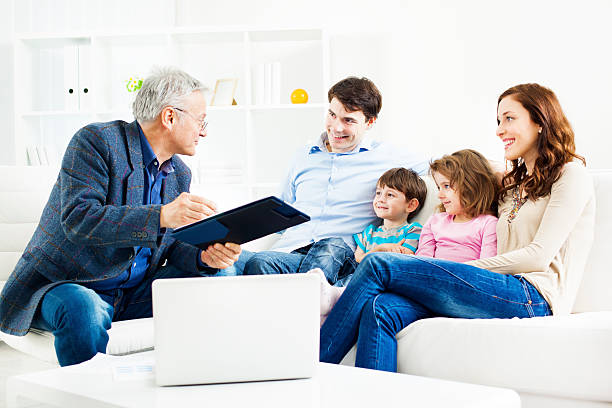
[0,67,242,366]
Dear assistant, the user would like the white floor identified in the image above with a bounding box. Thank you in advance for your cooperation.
[0,342,56,408]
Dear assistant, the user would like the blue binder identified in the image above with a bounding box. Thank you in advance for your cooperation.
[170,196,310,249]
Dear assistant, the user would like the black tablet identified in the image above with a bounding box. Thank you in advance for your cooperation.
[170,196,310,249]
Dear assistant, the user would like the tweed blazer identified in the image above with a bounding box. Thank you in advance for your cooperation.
[0,120,203,336]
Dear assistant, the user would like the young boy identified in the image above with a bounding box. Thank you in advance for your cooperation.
[354,167,426,261]
[304,167,427,321]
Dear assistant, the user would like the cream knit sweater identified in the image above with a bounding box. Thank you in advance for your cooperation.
[467,162,595,315]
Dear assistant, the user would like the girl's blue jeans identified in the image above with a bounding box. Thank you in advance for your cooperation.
[319,253,552,372]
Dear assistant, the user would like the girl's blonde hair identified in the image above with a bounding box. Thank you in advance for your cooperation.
[429,149,498,217]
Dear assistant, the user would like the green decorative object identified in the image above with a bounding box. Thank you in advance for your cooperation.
[126,77,143,92]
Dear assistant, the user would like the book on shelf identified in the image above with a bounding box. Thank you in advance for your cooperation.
[26,146,51,166]
[252,64,265,105]
[78,45,93,111]
[252,62,281,105]
[26,146,40,166]
[64,45,79,111]
[271,62,281,105]
[36,146,50,166]
[264,63,272,104]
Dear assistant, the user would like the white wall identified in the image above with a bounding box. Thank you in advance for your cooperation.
[180,0,612,168]
[2,0,611,168]
[381,0,612,168]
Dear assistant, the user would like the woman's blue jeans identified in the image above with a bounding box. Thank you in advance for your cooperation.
[319,253,552,372]
[31,254,251,367]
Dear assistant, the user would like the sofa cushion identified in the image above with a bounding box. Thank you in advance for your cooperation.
[395,313,612,401]
[0,224,39,252]
[411,175,439,227]
[0,326,59,363]
[573,170,612,312]
[105,318,155,356]
[0,166,56,282]
[0,165,57,193]
[0,223,38,281]
[0,192,53,224]
[0,252,24,282]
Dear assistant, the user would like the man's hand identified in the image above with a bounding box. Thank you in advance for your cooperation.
[370,239,414,255]
[160,192,217,229]
[200,243,242,269]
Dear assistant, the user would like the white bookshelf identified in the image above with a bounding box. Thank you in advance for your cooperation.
[12,0,330,204]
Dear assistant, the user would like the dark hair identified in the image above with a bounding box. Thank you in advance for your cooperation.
[429,149,498,217]
[497,83,585,201]
[328,76,382,122]
[377,168,427,221]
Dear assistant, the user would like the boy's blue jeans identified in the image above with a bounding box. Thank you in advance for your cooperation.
[31,253,251,367]
[244,237,357,286]
[319,253,552,372]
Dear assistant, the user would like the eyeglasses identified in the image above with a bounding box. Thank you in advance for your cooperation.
[172,107,208,132]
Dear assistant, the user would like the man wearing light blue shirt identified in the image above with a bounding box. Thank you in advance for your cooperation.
[243,77,428,279]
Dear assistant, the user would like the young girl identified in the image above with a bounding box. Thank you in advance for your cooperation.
[415,149,499,262]
[318,150,499,319]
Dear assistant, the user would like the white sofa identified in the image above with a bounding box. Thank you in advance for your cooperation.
[1,165,611,408]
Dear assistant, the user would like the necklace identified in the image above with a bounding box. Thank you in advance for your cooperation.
[507,185,528,223]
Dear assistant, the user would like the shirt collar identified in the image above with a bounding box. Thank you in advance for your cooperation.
[378,221,409,233]
[137,123,174,174]
[309,132,374,154]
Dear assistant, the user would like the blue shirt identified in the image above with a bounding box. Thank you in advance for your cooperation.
[272,133,428,252]
[86,123,174,291]
[354,222,423,253]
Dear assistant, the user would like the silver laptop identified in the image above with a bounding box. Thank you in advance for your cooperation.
[152,273,320,386]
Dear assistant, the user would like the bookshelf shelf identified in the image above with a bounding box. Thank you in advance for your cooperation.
[12,0,329,202]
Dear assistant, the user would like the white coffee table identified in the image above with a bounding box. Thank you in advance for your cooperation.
[7,351,520,408]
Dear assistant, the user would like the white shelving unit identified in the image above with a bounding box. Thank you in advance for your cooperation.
[12,0,330,206]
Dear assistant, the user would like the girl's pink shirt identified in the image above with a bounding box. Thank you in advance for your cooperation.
[415,213,498,262]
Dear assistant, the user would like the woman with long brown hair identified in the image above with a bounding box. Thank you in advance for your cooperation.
[319,83,596,372]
